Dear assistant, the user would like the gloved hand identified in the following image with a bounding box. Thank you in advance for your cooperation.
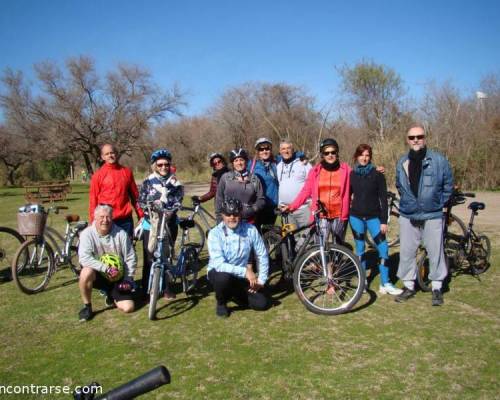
[117,278,135,293]
[106,266,120,280]
[191,195,200,204]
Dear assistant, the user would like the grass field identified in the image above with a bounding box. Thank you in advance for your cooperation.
[0,184,498,399]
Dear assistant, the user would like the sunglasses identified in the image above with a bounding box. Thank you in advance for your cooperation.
[223,212,240,217]
[212,159,223,165]
[408,135,425,141]
[322,151,337,156]
[156,163,170,168]
[258,147,271,152]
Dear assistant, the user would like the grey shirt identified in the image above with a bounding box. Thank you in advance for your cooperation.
[78,224,137,279]
[277,158,312,205]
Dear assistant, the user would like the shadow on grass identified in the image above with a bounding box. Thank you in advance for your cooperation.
[154,295,201,320]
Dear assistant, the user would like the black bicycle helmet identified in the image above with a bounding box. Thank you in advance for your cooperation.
[208,152,226,166]
[228,148,248,162]
[221,198,243,216]
[319,138,339,152]
[150,149,172,164]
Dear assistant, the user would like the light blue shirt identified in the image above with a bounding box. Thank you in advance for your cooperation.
[207,221,269,284]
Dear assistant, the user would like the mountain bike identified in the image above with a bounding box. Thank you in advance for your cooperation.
[0,226,25,282]
[11,205,88,294]
[147,204,200,320]
[417,190,490,291]
[74,365,170,400]
[365,191,400,248]
[176,198,216,255]
[263,202,365,315]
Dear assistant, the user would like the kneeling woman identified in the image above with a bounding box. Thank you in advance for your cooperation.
[138,149,184,299]
[349,144,402,295]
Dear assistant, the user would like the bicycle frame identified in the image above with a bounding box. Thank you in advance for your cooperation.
[149,210,173,295]
[181,202,216,231]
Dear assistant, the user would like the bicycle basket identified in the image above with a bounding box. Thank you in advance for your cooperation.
[17,211,47,236]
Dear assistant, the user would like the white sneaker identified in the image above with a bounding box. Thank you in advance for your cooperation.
[379,283,403,296]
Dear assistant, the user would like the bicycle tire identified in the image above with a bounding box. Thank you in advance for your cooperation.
[181,245,200,293]
[416,248,432,292]
[175,220,205,257]
[293,244,365,315]
[11,237,54,294]
[148,267,161,320]
[68,229,83,276]
[470,234,491,275]
[0,226,25,282]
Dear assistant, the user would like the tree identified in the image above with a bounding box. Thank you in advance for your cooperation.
[0,56,185,175]
[338,61,406,141]
[0,125,33,186]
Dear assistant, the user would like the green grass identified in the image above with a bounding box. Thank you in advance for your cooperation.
[0,185,499,399]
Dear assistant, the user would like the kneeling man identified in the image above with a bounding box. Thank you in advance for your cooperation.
[207,198,269,317]
[78,204,137,321]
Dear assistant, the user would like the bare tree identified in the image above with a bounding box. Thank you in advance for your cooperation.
[0,56,185,175]
[0,125,33,185]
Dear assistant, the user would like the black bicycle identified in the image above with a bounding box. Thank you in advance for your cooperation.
[263,202,364,315]
[417,190,491,291]
[0,226,25,282]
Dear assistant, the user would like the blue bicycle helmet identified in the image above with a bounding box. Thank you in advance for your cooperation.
[150,149,172,164]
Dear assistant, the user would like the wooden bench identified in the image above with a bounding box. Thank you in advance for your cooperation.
[24,181,72,203]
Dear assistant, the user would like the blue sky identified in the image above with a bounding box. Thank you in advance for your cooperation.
[1,0,499,117]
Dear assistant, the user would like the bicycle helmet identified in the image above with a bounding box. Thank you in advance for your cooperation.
[150,149,172,164]
[228,148,249,162]
[99,253,124,282]
[319,138,339,152]
[254,137,272,149]
[221,198,243,216]
[208,152,226,166]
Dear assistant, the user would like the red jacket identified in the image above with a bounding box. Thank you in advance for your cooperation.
[289,162,352,222]
[89,163,144,222]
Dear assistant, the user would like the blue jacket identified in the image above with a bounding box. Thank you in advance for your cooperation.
[251,159,279,207]
[396,149,453,220]
[207,221,269,284]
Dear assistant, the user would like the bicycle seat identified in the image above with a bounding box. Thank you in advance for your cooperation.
[468,202,485,211]
[66,214,80,223]
[178,219,195,229]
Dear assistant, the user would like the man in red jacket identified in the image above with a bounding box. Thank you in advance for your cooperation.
[89,144,144,238]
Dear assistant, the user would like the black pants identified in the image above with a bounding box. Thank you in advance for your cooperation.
[208,270,269,310]
[141,220,178,295]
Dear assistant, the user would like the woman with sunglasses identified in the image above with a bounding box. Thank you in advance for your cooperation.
[138,149,184,299]
[281,138,351,243]
[191,152,229,207]
[349,144,403,295]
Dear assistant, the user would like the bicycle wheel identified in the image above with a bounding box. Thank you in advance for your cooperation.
[175,219,205,257]
[416,248,432,292]
[0,227,25,282]
[263,229,282,272]
[67,229,83,276]
[181,245,200,293]
[470,234,491,275]
[366,208,400,248]
[293,244,365,315]
[148,267,161,320]
[11,237,54,294]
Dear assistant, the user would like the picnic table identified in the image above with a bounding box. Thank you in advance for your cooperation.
[24,181,72,203]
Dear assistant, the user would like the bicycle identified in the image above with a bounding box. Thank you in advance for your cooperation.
[365,190,401,248]
[175,198,217,255]
[0,226,25,282]
[417,190,491,291]
[147,203,200,320]
[263,202,365,315]
[11,205,88,294]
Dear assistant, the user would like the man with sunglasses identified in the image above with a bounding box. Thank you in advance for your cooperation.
[207,198,269,317]
[89,143,144,239]
[395,124,453,306]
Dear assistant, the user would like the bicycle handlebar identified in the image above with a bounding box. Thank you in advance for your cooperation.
[94,366,170,400]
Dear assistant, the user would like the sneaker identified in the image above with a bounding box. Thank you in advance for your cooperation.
[104,292,115,307]
[432,290,444,306]
[78,306,94,322]
[216,303,229,318]
[395,287,416,303]
[379,283,403,296]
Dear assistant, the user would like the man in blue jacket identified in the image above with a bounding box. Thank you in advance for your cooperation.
[395,124,453,305]
[208,198,270,317]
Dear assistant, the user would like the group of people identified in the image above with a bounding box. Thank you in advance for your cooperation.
[77,122,453,321]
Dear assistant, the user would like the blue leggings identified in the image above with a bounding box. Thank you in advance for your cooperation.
[349,216,390,285]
